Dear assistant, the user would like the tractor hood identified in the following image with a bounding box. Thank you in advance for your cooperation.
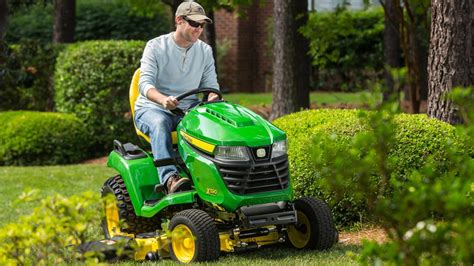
[177,102,286,147]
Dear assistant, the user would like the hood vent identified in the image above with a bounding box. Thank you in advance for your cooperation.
[204,106,256,127]
[205,108,237,126]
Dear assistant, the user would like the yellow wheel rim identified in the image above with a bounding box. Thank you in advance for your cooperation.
[288,210,311,248]
[104,195,122,237]
[171,224,196,263]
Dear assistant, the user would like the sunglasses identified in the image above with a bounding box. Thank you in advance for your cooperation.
[183,16,205,29]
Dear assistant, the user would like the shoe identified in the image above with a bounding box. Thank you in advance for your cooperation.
[166,174,192,194]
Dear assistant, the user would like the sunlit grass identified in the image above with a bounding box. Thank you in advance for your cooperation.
[223,91,381,106]
[0,164,359,264]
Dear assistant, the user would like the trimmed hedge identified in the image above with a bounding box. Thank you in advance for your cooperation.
[0,111,89,165]
[54,40,145,156]
[273,109,460,225]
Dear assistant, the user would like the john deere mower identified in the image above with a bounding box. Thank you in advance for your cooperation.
[100,69,337,263]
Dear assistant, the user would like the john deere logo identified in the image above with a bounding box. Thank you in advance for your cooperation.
[256,148,266,158]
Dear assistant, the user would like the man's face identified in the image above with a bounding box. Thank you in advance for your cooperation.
[177,16,205,43]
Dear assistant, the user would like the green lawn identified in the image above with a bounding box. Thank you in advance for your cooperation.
[223,91,379,106]
[0,164,359,265]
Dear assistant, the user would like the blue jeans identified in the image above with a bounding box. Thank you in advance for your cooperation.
[134,107,183,185]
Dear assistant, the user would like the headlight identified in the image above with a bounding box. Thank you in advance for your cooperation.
[271,139,288,158]
[214,146,250,161]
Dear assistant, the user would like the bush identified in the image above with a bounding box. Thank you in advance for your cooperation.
[0,111,89,165]
[273,109,462,226]
[5,1,170,43]
[54,40,144,155]
[0,40,63,111]
[75,1,170,41]
[4,3,53,43]
[0,190,103,264]
[300,8,385,91]
[306,92,473,264]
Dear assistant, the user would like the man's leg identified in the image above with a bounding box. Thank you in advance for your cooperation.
[134,108,183,186]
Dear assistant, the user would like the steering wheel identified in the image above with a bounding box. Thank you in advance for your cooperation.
[170,88,223,116]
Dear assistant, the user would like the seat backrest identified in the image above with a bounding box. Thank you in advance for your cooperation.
[129,69,177,144]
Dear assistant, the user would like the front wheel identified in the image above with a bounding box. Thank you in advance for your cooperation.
[169,209,220,263]
[287,197,338,250]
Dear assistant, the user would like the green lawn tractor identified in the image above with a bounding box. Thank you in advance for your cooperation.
[100,69,337,263]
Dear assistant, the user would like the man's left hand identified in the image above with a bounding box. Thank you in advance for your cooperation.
[207,92,221,102]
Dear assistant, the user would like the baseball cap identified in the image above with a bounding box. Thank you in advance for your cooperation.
[175,1,213,24]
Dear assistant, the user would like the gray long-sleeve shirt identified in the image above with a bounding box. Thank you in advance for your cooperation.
[136,32,219,112]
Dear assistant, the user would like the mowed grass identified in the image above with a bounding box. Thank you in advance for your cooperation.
[0,164,116,226]
[223,91,378,106]
[0,164,360,265]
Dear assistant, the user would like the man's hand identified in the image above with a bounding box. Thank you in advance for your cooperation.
[207,92,221,102]
[162,96,179,110]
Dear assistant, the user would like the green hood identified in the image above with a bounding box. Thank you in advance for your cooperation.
[178,102,286,147]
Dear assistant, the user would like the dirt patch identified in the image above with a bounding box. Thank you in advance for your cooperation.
[81,156,108,165]
[338,227,387,245]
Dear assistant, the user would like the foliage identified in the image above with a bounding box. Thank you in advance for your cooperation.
[309,89,473,264]
[300,8,385,91]
[5,1,170,43]
[54,40,144,156]
[273,108,463,226]
[0,190,104,264]
[4,3,53,43]
[75,0,170,41]
[0,40,63,111]
[0,111,89,166]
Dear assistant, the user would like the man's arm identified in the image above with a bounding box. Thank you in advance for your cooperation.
[146,88,178,110]
[139,40,179,110]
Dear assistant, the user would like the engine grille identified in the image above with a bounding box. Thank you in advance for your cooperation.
[216,156,289,195]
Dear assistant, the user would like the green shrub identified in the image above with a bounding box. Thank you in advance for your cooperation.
[307,94,473,264]
[0,190,103,264]
[75,1,170,41]
[5,3,53,43]
[5,1,170,43]
[54,40,144,155]
[273,109,462,226]
[301,8,385,91]
[0,111,89,165]
[0,40,63,111]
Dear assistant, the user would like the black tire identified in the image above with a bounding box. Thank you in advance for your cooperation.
[287,197,338,250]
[101,175,161,238]
[169,209,220,263]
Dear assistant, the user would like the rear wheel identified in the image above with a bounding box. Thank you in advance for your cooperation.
[287,197,337,250]
[101,175,161,238]
[169,209,220,263]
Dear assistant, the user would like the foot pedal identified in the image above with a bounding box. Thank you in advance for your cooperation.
[144,199,159,206]
[154,184,165,193]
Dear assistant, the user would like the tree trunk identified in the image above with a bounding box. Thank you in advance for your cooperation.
[204,10,218,74]
[427,0,472,124]
[294,0,310,110]
[163,0,181,30]
[270,0,309,120]
[53,0,76,43]
[382,0,401,102]
[0,0,8,42]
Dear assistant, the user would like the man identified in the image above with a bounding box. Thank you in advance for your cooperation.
[135,1,220,194]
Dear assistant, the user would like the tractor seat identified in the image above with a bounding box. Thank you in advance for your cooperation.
[130,69,178,144]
